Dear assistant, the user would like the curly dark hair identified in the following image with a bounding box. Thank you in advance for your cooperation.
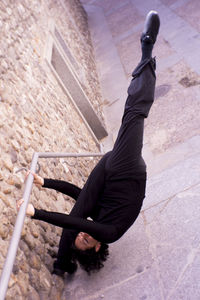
[70,243,109,275]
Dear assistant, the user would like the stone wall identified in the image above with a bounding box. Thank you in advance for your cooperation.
[0,0,104,299]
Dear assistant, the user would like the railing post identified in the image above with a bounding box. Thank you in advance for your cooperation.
[0,152,39,300]
[0,151,104,299]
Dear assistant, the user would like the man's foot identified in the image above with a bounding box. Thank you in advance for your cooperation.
[141,10,160,44]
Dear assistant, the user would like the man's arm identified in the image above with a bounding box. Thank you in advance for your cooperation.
[27,172,81,200]
[32,208,118,244]
[43,178,81,200]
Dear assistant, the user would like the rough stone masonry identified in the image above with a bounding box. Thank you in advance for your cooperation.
[0,0,105,299]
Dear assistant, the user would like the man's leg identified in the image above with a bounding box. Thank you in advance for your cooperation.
[106,60,155,176]
[106,11,160,177]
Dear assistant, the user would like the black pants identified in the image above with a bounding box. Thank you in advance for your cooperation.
[54,58,156,270]
[105,57,156,178]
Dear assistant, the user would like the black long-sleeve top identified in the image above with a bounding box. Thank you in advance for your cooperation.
[33,154,146,243]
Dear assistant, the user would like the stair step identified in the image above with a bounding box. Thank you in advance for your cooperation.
[144,145,200,210]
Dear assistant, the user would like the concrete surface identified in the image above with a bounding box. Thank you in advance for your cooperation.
[63,0,200,299]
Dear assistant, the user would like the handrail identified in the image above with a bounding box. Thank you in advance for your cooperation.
[0,151,104,300]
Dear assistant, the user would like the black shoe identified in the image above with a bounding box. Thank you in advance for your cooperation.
[141,10,160,44]
[52,268,65,278]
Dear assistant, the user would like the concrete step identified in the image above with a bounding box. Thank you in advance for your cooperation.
[144,138,200,210]
[143,135,200,177]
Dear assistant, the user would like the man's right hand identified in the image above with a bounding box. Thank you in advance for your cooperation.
[26,171,44,186]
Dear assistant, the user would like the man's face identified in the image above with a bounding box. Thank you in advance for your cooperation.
[74,232,101,252]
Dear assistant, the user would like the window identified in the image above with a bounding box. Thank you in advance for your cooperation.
[46,23,108,143]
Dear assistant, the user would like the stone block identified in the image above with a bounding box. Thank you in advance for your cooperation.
[106,2,143,38]
[27,286,40,300]
[29,254,41,271]
[145,154,200,210]
[3,154,13,172]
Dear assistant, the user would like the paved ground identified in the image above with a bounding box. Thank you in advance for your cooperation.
[63,0,200,299]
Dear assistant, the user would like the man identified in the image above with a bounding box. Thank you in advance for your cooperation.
[17,10,160,277]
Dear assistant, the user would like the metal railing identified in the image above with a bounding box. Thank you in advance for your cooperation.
[0,151,104,300]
